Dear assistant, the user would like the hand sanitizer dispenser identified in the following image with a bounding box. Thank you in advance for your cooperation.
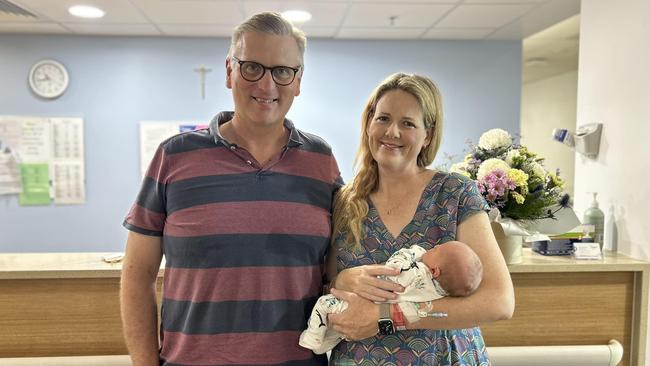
[552,123,603,158]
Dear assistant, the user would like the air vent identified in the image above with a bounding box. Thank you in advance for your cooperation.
[0,0,36,18]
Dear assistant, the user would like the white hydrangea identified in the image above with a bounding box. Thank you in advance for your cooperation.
[449,162,471,177]
[477,158,510,180]
[478,128,512,150]
[505,149,520,166]
[530,161,547,179]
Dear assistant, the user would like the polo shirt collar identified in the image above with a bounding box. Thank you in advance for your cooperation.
[209,111,304,148]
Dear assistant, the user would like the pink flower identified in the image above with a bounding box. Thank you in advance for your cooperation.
[478,169,516,204]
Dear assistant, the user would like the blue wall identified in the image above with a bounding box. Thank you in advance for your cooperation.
[0,34,521,252]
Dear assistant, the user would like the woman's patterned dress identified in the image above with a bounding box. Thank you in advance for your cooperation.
[330,172,491,366]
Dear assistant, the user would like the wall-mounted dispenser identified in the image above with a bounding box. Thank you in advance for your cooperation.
[552,123,603,158]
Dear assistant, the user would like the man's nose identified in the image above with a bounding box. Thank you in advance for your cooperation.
[257,69,276,90]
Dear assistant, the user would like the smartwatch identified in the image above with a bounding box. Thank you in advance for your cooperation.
[377,303,394,335]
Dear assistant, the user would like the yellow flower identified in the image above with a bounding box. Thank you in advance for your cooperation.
[507,169,529,187]
[511,191,525,204]
[450,162,471,177]
[549,173,565,189]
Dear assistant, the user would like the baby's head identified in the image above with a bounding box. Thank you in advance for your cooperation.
[421,241,482,297]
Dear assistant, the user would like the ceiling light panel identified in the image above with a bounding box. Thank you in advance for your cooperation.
[68,5,105,19]
[15,0,146,22]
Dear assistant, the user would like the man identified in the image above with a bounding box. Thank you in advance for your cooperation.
[121,12,341,366]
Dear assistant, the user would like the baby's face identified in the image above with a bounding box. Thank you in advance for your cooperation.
[420,248,438,272]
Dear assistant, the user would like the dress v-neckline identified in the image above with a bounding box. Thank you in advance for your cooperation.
[369,172,440,241]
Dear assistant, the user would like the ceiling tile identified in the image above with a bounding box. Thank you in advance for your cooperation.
[132,0,243,25]
[422,27,493,40]
[0,11,37,22]
[463,0,543,3]
[300,26,338,38]
[486,0,579,40]
[242,1,347,28]
[157,24,234,37]
[0,0,580,40]
[64,23,161,36]
[0,22,69,33]
[337,27,426,39]
[343,3,454,28]
[437,4,535,28]
[349,0,460,2]
[14,0,149,23]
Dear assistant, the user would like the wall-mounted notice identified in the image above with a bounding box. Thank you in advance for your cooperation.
[139,121,207,179]
[0,116,85,205]
[51,118,85,204]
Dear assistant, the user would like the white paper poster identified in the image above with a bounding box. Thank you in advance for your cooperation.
[52,161,85,204]
[0,151,21,195]
[0,118,23,195]
[51,118,85,204]
[139,121,207,179]
[20,117,52,163]
[0,115,85,203]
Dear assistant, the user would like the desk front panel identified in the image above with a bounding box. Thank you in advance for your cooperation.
[482,271,634,366]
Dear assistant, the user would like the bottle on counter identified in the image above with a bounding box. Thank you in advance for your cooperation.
[583,192,605,250]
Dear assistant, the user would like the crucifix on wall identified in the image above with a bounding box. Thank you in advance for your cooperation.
[193,65,212,100]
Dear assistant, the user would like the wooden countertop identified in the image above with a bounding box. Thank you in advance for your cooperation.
[0,252,164,280]
[0,249,648,280]
[509,248,650,273]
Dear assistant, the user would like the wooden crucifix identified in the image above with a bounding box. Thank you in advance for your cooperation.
[193,65,212,100]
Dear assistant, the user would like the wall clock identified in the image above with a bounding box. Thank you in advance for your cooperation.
[28,59,69,99]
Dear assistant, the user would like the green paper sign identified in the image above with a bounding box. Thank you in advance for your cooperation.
[19,163,51,205]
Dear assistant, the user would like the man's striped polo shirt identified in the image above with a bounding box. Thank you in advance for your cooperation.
[124,111,342,366]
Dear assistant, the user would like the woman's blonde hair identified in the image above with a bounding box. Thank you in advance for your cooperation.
[332,73,444,247]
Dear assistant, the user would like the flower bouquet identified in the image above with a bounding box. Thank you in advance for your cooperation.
[450,129,573,262]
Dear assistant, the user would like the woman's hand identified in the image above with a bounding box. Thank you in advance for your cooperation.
[328,288,380,341]
[335,265,403,302]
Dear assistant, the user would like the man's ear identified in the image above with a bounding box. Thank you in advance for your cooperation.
[225,58,233,89]
[294,75,302,97]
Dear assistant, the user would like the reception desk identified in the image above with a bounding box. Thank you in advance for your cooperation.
[1,249,648,365]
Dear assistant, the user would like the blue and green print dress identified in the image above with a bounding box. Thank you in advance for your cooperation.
[330,171,491,366]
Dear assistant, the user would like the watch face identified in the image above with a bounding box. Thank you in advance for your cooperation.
[378,319,394,335]
[29,59,69,99]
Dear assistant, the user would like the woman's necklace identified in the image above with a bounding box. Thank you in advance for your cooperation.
[385,201,402,215]
[378,190,411,216]
[376,169,430,216]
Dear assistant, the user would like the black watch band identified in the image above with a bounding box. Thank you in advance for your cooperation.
[377,303,394,335]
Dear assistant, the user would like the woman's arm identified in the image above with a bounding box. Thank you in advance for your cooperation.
[328,211,514,339]
[325,240,402,302]
[406,211,515,330]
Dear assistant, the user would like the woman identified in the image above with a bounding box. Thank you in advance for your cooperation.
[326,73,514,365]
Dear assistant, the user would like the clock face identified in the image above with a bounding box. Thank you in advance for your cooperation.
[29,59,69,99]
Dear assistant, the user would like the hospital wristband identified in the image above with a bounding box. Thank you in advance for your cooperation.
[391,303,407,331]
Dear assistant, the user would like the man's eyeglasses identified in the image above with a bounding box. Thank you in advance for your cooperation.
[231,56,301,86]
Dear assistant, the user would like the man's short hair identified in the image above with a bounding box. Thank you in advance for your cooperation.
[228,12,307,64]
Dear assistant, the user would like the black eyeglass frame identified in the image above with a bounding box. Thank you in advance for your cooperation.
[231,56,301,86]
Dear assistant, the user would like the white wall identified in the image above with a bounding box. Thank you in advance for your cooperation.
[576,0,650,364]
[521,70,577,197]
